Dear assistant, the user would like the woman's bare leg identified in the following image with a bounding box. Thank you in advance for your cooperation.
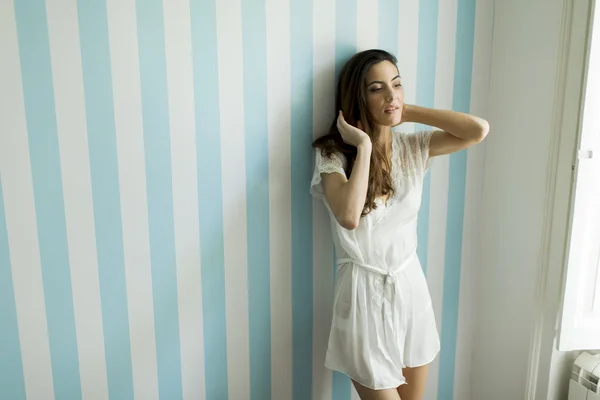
[352,380,402,400]
[397,365,429,400]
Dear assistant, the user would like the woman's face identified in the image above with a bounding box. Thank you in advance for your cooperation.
[364,60,404,128]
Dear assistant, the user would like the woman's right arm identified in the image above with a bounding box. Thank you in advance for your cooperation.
[321,113,372,230]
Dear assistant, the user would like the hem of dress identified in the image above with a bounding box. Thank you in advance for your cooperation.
[324,364,407,390]
[405,347,441,369]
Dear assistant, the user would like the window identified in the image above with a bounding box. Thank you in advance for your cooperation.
[558,0,600,351]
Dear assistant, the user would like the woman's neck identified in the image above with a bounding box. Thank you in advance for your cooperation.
[372,126,393,154]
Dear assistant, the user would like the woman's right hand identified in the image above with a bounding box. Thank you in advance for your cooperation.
[337,111,371,148]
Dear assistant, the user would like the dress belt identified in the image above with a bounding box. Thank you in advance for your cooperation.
[335,252,415,283]
[335,253,417,366]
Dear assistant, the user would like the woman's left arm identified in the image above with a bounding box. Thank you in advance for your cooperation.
[402,104,490,157]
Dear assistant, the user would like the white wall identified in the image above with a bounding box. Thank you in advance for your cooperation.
[474,0,565,398]
[474,0,592,399]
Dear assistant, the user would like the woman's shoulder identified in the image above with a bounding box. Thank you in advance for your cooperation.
[392,130,434,175]
[392,129,431,141]
[393,130,434,153]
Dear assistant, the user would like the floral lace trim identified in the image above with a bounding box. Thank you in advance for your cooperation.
[314,133,428,208]
[384,131,430,207]
[385,133,404,207]
[317,151,346,176]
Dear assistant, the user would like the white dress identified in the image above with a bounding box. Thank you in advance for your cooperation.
[310,130,441,390]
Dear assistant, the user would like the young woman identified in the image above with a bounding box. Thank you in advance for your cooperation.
[310,49,489,400]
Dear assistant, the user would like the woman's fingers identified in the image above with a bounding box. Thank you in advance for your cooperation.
[337,111,347,132]
[338,111,346,126]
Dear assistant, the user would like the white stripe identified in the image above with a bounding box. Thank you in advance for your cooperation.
[163,0,206,399]
[357,0,378,51]
[266,0,293,398]
[312,0,336,397]
[45,0,109,398]
[0,3,54,398]
[424,0,457,397]
[433,0,457,114]
[397,0,419,134]
[105,1,160,398]
[216,0,251,398]
[454,0,494,399]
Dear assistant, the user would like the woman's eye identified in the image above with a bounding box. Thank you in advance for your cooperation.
[395,83,402,88]
[371,87,383,92]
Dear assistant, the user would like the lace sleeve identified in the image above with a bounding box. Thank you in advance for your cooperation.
[407,130,434,173]
[310,150,347,199]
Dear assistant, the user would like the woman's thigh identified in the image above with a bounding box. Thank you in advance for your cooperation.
[397,365,429,400]
[352,380,402,400]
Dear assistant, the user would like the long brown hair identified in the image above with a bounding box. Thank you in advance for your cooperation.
[313,49,399,215]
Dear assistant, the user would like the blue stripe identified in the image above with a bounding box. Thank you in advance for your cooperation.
[332,253,350,397]
[13,2,82,398]
[241,1,272,399]
[332,1,357,398]
[378,0,399,55]
[77,1,134,397]
[290,0,314,398]
[438,0,476,398]
[335,0,357,81]
[0,181,26,400]
[415,0,439,274]
[189,1,228,398]
[331,249,350,400]
[332,372,351,400]
[135,1,183,397]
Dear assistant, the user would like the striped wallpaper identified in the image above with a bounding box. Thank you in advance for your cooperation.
[0,0,493,399]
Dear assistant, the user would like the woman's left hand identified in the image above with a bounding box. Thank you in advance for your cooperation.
[400,103,413,124]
